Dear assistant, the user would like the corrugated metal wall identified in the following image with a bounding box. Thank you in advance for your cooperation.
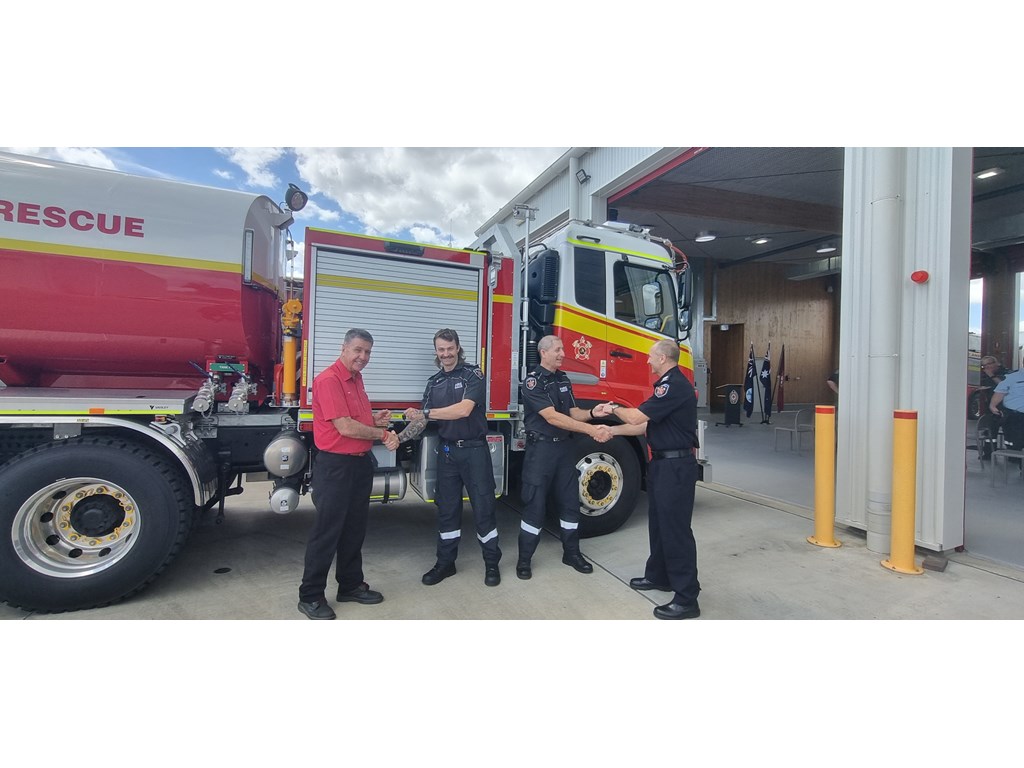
[497,148,665,241]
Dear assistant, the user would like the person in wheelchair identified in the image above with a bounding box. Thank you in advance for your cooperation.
[990,366,1024,454]
[980,356,1009,389]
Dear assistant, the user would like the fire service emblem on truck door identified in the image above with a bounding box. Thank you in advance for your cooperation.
[573,336,592,361]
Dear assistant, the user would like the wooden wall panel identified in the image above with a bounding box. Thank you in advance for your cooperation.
[702,262,838,406]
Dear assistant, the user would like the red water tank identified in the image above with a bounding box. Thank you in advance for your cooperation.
[0,152,289,392]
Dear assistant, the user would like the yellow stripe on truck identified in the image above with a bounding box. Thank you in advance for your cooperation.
[567,237,673,266]
[0,236,240,274]
[0,409,181,416]
[554,304,666,351]
[317,273,477,302]
[555,303,695,371]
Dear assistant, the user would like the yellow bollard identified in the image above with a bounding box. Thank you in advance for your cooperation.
[881,410,924,574]
[808,405,841,548]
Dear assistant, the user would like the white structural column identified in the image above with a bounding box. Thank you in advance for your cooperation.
[569,155,582,221]
[836,148,972,553]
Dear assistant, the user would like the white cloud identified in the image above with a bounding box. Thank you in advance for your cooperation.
[409,226,447,246]
[213,168,233,180]
[292,198,340,225]
[283,238,304,282]
[2,146,117,169]
[292,147,565,247]
[969,277,984,304]
[216,147,285,188]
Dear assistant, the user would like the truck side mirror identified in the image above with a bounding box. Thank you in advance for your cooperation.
[528,249,559,302]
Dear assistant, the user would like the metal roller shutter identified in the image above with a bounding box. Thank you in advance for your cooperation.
[310,247,482,401]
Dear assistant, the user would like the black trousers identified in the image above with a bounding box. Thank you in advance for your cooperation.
[518,439,580,561]
[435,443,501,567]
[1001,408,1024,450]
[645,454,700,604]
[299,451,373,602]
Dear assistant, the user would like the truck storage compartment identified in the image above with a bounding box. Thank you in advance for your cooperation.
[409,432,505,502]
[303,231,487,406]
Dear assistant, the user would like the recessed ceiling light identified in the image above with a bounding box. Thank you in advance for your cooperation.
[753,237,771,245]
[975,167,1003,180]
[695,231,716,243]
[817,243,837,254]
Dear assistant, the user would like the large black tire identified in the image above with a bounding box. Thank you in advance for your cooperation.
[0,436,194,613]
[573,436,642,538]
[967,390,983,421]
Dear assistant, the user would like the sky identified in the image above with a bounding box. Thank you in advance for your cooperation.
[0,145,567,277]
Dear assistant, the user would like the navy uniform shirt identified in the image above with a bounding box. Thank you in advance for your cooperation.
[423,362,487,441]
[637,366,698,451]
[521,366,576,438]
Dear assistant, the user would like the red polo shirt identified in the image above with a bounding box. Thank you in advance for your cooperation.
[312,359,375,454]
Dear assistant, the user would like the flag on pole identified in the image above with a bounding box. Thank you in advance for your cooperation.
[775,344,786,412]
[743,345,755,418]
[761,342,773,422]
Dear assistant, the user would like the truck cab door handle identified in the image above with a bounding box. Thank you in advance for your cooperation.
[610,349,632,359]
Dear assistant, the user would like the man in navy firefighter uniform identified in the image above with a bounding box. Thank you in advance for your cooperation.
[517,335,611,580]
[403,328,502,587]
[595,338,701,620]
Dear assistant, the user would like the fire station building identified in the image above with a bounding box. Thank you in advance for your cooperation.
[475,147,1022,567]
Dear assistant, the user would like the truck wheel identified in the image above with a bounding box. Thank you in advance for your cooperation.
[967,390,983,421]
[574,436,641,538]
[0,436,194,613]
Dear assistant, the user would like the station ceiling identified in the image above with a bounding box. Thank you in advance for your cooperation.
[610,147,1024,270]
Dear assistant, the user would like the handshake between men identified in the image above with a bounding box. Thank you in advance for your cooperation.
[374,409,400,450]
[587,401,627,443]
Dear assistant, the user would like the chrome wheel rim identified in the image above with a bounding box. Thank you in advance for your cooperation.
[12,477,141,578]
[576,452,623,518]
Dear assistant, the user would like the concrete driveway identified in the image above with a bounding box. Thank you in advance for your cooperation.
[4,477,1024,620]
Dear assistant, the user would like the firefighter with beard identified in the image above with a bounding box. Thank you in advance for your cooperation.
[403,328,502,587]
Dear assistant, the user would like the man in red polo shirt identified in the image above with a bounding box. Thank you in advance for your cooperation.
[298,328,400,620]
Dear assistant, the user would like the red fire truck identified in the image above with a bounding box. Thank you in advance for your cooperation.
[0,150,706,612]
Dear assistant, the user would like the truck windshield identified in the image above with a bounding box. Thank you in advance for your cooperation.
[613,262,677,338]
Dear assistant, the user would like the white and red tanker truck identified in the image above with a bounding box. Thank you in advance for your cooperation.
[0,151,704,612]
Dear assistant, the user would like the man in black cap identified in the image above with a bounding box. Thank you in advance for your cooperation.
[595,338,701,620]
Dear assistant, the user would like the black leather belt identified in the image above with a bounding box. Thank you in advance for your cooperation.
[651,449,690,460]
[443,439,486,448]
[527,432,571,443]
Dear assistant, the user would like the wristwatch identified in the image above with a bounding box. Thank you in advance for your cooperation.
[423,408,431,420]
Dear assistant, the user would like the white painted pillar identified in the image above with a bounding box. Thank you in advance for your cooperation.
[836,148,972,553]
[864,148,904,553]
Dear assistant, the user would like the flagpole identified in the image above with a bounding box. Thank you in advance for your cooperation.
[760,341,772,425]
[743,344,756,421]
[753,344,764,422]
[775,344,786,412]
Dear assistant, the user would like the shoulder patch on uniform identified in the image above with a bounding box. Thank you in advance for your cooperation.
[473,367,484,379]
[655,383,670,398]
[525,376,537,390]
